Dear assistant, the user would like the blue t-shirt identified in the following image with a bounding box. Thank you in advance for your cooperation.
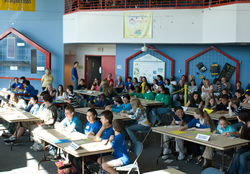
[100,126,114,140]
[217,124,236,137]
[84,120,101,135]
[174,114,193,125]
[11,83,22,89]
[110,133,130,165]
[71,67,78,81]
[95,99,111,107]
[187,118,210,129]
[125,82,132,90]
[158,80,164,85]
[61,115,84,133]
[112,103,132,113]
[29,103,40,115]
[25,85,37,96]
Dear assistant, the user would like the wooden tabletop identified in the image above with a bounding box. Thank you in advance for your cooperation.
[139,99,164,107]
[143,168,185,174]
[74,90,103,97]
[32,128,113,157]
[152,126,250,150]
[240,103,250,109]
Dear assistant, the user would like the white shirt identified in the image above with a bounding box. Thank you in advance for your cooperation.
[9,99,27,109]
[171,81,177,86]
[201,85,213,96]
[55,92,66,100]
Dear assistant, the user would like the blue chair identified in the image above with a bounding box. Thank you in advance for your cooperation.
[201,167,223,174]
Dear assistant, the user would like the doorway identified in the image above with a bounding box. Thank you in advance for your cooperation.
[64,55,76,89]
[85,56,102,89]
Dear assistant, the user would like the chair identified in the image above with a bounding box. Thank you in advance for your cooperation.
[201,167,223,174]
[172,101,181,108]
[214,149,236,173]
[115,141,143,174]
[136,113,157,146]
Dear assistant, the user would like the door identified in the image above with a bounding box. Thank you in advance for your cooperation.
[85,56,102,89]
[64,55,76,89]
[101,56,116,86]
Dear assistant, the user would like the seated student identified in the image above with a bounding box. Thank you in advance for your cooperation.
[151,79,159,92]
[64,85,79,108]
[201,79,213,100]
[89,78,101,104]
[212,78,221,97]
[115,76,125,93]
[162,106,193,161]
[212,95,229,114]
[151,88,172,126]
[106,94,132,113]
[43,84,56,98]
[122,98,151,144]
[232,81,245,97]
[154,84,164,102]
[30,94,57,151]
[9,77,22,89]
[6,93,27,109]
[99,80,108,92]
[143,83,155,100]
[55,85,67,100]
[90,94,111,109]
[97,119,130,174]
[141,76,148,86]
[157,75,164,85]
[230,110,250,174]
[106,96,123,112]
[77,78,86,90]
[124,76,132,93]
[229,98,244,116]
[17,80,37,96]
[18,76,26,89]
[84,109,102,138]
[185,91,203,108]
[202,116,236,170]
[217,88,231,101]
[173,80,185,101]
[234,89,245,102]
[179,108,215,165]
[164,78,173,94]
[103,83,118,103]
[243,91,250,104]
[170,75,177,89]
[204,96,217,109]
[130,77,139,92]
[25,95,40,115]
[129,86,143,99]
[188,80,198,94]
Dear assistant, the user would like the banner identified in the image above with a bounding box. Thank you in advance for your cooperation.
[123,12,152,39]
[0,0,35,12]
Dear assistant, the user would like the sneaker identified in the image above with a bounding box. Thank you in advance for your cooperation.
[162,148,171,160]
[4,136,16,143]
[2,132,12,138]
[30,142,38,150]
[35,144,43,151]
[178,152,185,160]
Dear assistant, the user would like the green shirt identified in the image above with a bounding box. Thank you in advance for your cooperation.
[130,91,144,99]
[99,86,104,92]
[155,92,163,101]
[144,91,155,100]
[160,94,172,108]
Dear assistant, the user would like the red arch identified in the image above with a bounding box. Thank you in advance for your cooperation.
[125,45,174,80]
[185,46,239,84]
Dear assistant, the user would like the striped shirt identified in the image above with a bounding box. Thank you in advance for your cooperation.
[232,106,244,115]
[67,92,79,108]
[128,107,150,126]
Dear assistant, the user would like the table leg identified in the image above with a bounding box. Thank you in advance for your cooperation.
[38,141,50,170]
[100,153,103,174]
[221,150,225,172]
[82,156,85,174]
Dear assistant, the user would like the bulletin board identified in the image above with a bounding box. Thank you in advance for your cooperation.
[133,54,165,83]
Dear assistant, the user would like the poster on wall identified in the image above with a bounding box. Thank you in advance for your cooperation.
[133,54,165,83]
[0,0,35,12]
[123,12,152,38]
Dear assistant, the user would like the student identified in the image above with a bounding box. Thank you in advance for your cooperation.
[157,75,164,85]
[230,110,250,174]
[9,77,22,89]
[131,77,139,91]
[144,83,155,100]
[164,78,173,94]
[77,78,86,90]
[106,96,123,112]
[64,85,79,108]
[181,75,189,85]
[71,61,79,90]
[162,106,193,161]
[103,83,117,102]
[90,94,111,109]
[212,95,229,114]
[97,119,130,174]
[124,76,132,93]
[212,78,221,97]
[105,73,114,86]
[84,108,101,137]
[17,80,37,97]
[90,78,101,91]
[107,94,132,113]
[188,80,198,94]
[55,85,66,100]
[154,84,164,102]
[179,108,215,165]
[152,79,159,92]
[221,77,231,92]
[122,98,150,144]
[202,116,236,170]
[142,76,148,85]
[19,76,26,89]
[204,96,217,109]
[173,80,184,101]
[232,81,244,97]
[151,88,172,126]
[7,93,27,109]
[229,98,244,116]
[115,76,125,93]
[138,76,143,85]
[43,84,56,98]
[243,91,250,104]
[185,91,203,108]
[198,78,206,93]
[26,95,40,115]
[170,75,177,88]
[218,88,231,100]
[129,86,143,99]
[234,89,245,102]
[201,79,213,100]
[99,80,108,92]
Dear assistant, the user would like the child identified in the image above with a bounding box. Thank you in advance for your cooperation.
[164,78,174,94]
[204,96,217,109]
[84,109,101,137]
[129,86,143,99]
[154,84,164,102]
[218,88,231,100]
[55,85,66,100]
[90,94,111,109]
[202,116,236,170]
[243,91,250,104]
[122,98,151,144]
[201,79,213,100]
[151,79,159,92]
[212,95,229,114]
[143,83,155,100]
[162,106,193,161]
[151,88,172,126]
[229,98,244,116]
[108,94,132,113]
[185,91,203,108]
[26,95,40,115]
[173,80,184,101]
[188,80,198,94]
[157,75,164,85]
[131,77,139,92]
[179,108,215,165]
[124,76,132,93]
[64,85,79,108]
[97,119,130,174]
[77,78,86,90]
[17,80,37,97]
[9,77,22,89]
[234,89,245,102]
[232,81,244,97]
[105,96,123,112]
[99,80,108,92]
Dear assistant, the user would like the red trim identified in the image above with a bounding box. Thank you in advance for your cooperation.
[0,28,51,69]
[185,46,240,84]
[0,77,41,80]
[125,50,143,80]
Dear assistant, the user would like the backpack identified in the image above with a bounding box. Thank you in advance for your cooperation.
[210,62,219,75]
[196,62,207,72]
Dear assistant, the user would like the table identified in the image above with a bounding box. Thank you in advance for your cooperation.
[152,126,250,171]
[0,88,29,96]
[139,99,164,107]
[240,103,250,109]
[32,128,113,174]
[74,90,103,97]
[143,168,185,174]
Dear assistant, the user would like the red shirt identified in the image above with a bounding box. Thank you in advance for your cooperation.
[105,78,114,86]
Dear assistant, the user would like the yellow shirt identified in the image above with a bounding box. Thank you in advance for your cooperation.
[42,74,54,87]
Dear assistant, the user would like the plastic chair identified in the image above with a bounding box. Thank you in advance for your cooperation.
[214,148,236,173]
[172,101,181,108]
[201,167,223,174]
[115,141,143,174]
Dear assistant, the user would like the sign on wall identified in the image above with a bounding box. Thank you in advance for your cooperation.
[0,0,35,12]
[123,12,152,39]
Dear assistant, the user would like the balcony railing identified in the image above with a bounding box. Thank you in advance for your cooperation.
[65,0,250,14]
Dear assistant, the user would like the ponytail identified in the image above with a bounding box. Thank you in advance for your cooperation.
[238,110,250,140]
[203,111,215,130]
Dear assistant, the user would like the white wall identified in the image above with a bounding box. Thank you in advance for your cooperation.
[63,3,250,44]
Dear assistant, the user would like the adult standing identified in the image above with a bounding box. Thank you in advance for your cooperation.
[41,68,54,91]
[71,61,79,90]
[105,73,114,86]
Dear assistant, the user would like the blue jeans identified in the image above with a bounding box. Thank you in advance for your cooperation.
[151,107,172,123]
[230,147,250,174]
[232,122,243,131]
[73,79,78,90]
[126,124,149,143]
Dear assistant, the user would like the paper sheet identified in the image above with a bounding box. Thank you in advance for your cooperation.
[187,136,194,138]
[169,131,186,135]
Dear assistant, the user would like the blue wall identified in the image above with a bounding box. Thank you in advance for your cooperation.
[0,0,64,93]
[116,44,250,89]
